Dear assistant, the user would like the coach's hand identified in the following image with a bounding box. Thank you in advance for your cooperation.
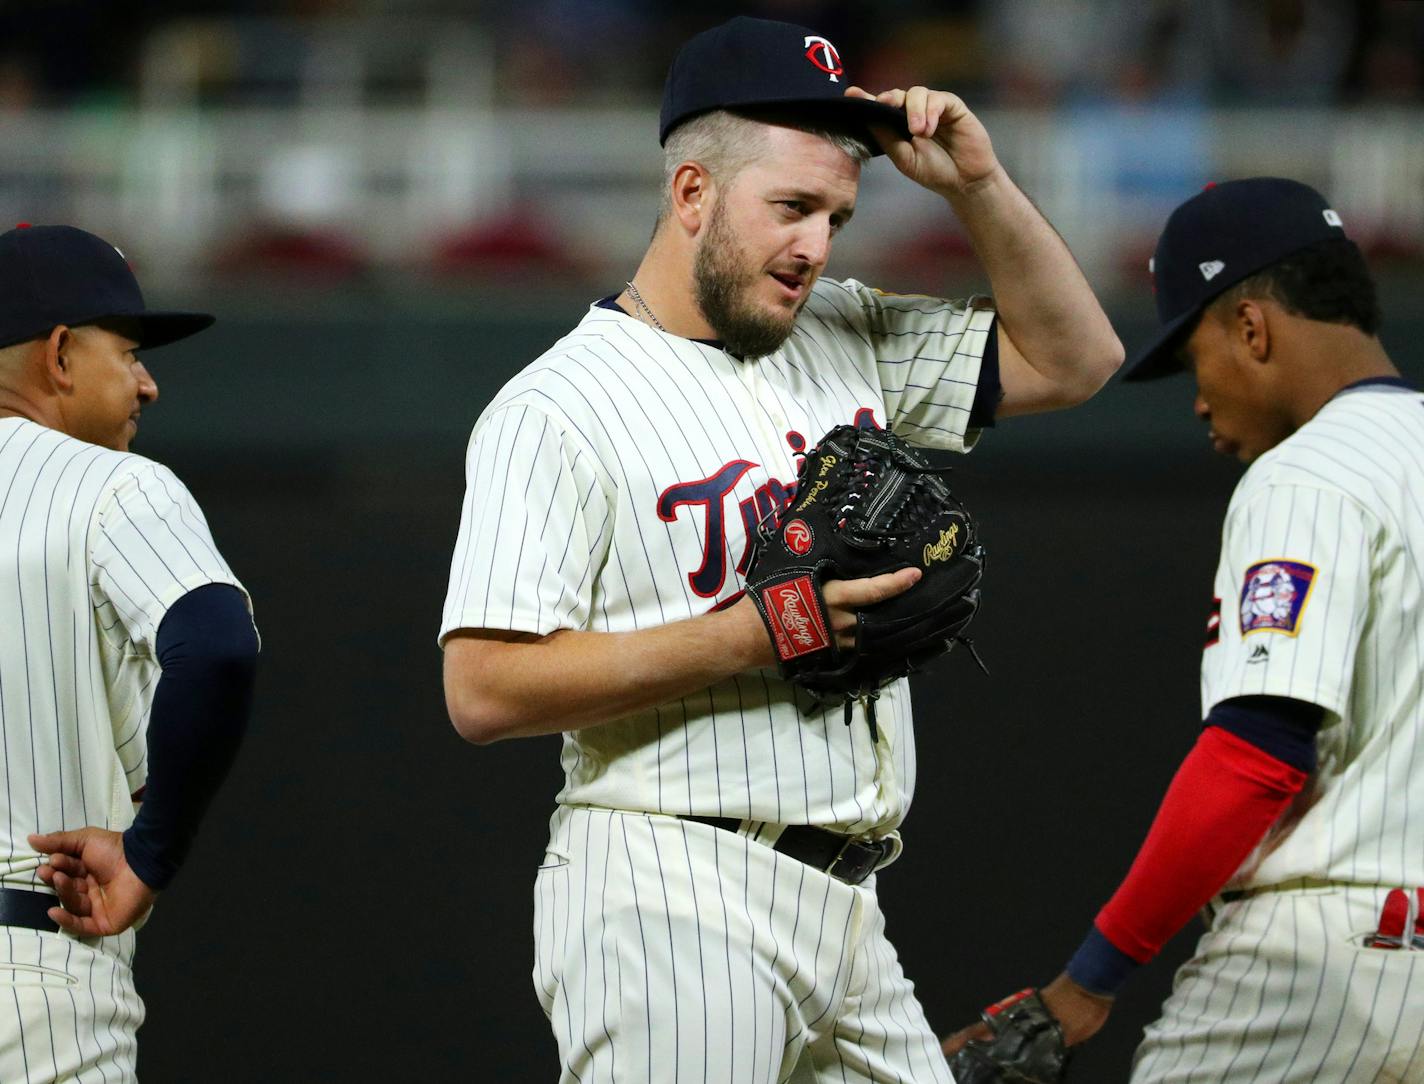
[844,85,1000,199]
[29,828,157,937]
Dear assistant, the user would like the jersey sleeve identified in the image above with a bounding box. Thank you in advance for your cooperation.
[90,462,252,656]
[1207,482,1375,716]
[839,279,996,452]
[440,403,613,644]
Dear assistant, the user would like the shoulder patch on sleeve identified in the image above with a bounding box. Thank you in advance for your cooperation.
[1240,559,1317,637]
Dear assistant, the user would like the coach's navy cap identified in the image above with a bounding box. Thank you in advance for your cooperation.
[0,224,214,351]
[659,16,911,152]
[1123,178,1349,381]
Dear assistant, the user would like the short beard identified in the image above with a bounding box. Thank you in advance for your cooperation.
[693,199,800,358]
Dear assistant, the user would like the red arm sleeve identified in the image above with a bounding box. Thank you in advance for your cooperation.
[1094,726,1308,964]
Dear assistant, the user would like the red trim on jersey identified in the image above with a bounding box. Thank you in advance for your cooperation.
[1094,726,1308,964]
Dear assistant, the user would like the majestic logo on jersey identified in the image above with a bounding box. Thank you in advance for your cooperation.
[783,518,814,556]
[1240,559,1317,636]
[803,36,843,82]
[923,522,960,565]
[1205,596,1221,647]
[762,576,831,659]
[1246,643,1270,664]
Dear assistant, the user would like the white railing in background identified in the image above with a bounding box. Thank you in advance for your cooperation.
[2,103,1420,290]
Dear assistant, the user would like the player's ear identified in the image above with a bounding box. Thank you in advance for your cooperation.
[1237,300,1271,363]
[670,160,711,234]
[43,325,75,393]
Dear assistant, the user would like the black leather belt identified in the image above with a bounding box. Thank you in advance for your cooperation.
[0,889,60,933]
[684,816,892,886]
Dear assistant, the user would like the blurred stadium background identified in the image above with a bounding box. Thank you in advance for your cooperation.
[5,1,1422,1080]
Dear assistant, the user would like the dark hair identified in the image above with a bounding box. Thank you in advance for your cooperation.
[1210,237,1381,334]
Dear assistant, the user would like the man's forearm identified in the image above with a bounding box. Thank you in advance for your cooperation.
[949,170,1121,400]
[444,600,772,743]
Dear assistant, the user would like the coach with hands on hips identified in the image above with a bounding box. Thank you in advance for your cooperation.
[441,16,1121,1083]
[0,223,258,1080]
[945,180,1423,1083]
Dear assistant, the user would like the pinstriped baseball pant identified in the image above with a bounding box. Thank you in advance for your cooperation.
[1132,885,1424,1083]
[0,927,142,1083]
[533,806,954,1084]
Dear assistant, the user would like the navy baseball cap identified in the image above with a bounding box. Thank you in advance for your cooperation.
[659,16,911,153]
[1123,178,1350,381]
[0,224,214,351]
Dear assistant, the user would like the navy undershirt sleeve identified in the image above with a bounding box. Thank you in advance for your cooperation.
[1206,695,1325,774]
[1066,926,1140,997]
[967,318,1001,429]
[122,583,258,891]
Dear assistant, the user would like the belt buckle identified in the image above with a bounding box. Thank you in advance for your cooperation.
[826,837,883,886]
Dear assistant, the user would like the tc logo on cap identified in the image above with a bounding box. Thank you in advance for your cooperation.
[803,35,843,82]
[1199,260,1225,281]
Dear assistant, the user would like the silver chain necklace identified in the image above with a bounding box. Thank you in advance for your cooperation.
[624,280,667,333]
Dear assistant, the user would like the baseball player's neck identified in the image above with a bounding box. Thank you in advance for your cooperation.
[1276,318,1399,427]
[620,241,719,341]
[0,382,54,431]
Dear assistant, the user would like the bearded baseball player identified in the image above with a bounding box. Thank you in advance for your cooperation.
[441,16,1122,1083]
[944,179,1424,1083]
[0,224,258,1081]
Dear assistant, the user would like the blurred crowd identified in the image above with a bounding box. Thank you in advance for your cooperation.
[1,1,1421,290]
[2,0,1421,111]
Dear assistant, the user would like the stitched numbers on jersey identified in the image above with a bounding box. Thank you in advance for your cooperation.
[1240,559,1317,637]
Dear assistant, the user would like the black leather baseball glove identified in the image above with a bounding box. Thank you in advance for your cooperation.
[744,423,985,737]
[947,988,1071,1084]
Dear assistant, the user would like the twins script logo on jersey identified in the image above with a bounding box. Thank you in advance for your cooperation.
[803,35,843,82]
[1240,559,1317,636]
[658,462,790,596]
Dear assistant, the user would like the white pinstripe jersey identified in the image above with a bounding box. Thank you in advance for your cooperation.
[442,277,994,836]
[1203,381,1424,890]
[0,417,251,889]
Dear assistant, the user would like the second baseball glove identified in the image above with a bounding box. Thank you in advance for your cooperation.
[947,988,1071,1084]
[744,423,985,737]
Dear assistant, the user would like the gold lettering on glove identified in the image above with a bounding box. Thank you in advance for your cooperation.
[922,523,960,565]
[796,479,829,510]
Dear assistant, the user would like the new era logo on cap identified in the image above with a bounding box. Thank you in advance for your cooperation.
[1324,209,1342,227]
[1199,260,1225,281]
